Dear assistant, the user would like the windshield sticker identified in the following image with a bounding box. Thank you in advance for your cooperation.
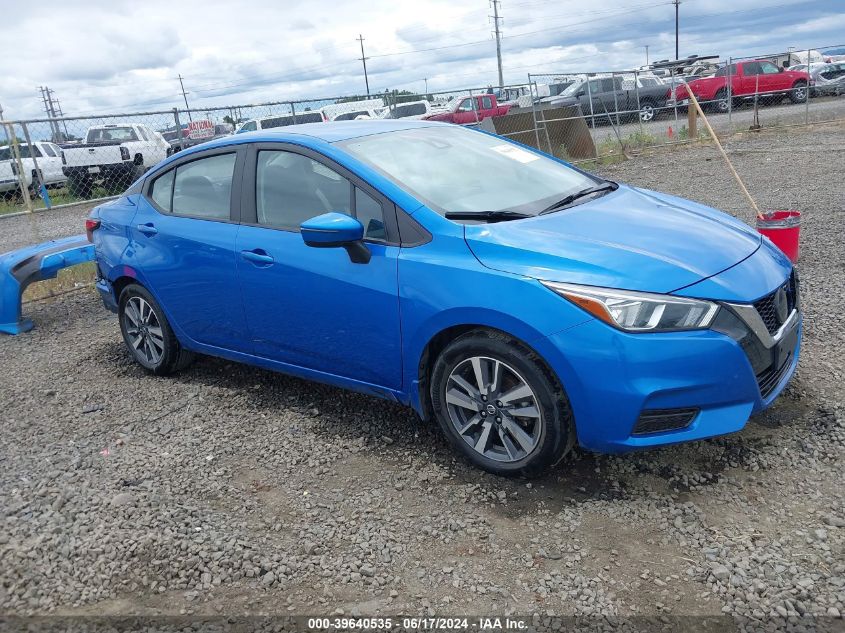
[491,144,540,163]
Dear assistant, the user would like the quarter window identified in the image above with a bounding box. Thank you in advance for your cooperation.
[355,187,386,241]
[152,153,236,219]
[256,151,351,230]
[150,169,175,211]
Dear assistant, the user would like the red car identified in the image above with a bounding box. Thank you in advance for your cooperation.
[672,60,810,112]
[423,94,511,125]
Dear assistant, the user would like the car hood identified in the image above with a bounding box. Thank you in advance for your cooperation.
[463,184,762,294]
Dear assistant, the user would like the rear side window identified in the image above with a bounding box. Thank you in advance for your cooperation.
[149,153,236,219]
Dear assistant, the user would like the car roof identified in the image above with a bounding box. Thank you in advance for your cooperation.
[224,119,445,144]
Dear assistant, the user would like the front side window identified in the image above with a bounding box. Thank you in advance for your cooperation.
[760,62,780,74]
[334,111,368,121]
[340,126,597,217]
[137,127,150,141]
[166,153,236,219]
[481,96,493,110]
[42,144,56,157]
[256,151,351,231]
[239,121,258,133]
[457,99,474,112]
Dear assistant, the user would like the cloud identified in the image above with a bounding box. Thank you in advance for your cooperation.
[0,0,840,125]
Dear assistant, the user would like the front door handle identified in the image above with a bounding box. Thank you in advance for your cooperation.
[240,249,274,265]
[136,223,157,236]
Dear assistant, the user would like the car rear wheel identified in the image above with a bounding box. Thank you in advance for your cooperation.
[713,90,730,113]
[639,102,656,122]
[118,283,194,375]
[430,329,575,477]
[789,82,808,103]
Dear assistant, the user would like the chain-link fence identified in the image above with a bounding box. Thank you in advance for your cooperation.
[1,43,843,217]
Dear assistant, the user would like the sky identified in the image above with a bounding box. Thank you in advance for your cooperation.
[1,0,843,122]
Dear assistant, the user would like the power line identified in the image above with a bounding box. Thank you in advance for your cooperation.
[491,0,504,89]
[357,34,371,96]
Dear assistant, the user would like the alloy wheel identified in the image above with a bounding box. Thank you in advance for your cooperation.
[123,296,165,365]
[793,87,807,101]
[444,356,542,463]
[639,104,655,122]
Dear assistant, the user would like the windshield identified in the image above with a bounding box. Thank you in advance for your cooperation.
[87,127,138,143]
[559,81,584,97]
[339,126,599,216]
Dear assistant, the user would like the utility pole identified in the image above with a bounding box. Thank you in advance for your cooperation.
[644,45,650,66]
[178,74,192,121]
[490,0,504,89]
[357,34,370,96]
[424,78,429,95]
[39,86,61,142]
[673,0,680,60]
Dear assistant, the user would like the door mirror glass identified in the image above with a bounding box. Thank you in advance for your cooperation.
[300,212,370,263]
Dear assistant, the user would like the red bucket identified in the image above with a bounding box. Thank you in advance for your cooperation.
[756,210,800,263]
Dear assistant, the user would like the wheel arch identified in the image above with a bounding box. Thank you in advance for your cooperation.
[414,322,565,424]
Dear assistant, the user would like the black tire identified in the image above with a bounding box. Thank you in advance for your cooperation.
[789,81,808,103]
[102,177,126,195]
[430,328,575,477]
[67,175,92,198]
[712,89,730,113]
[639,100,657,122]
[118,283,194,376]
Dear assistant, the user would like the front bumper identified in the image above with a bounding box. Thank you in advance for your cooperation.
[537,306,801,453]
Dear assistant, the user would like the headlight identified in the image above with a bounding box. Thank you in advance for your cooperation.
[542,281,719,332]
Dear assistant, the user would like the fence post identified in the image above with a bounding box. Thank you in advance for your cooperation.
[173,108,183,151]
[528,74,542,151]
[612,72,621,127]
[20,122,49,209]
[586,76,595,128]
[805,48,811,125]
[727,57,733,126]
[290,101,297,123]
[634,70,643,136]
[6,124,34,213]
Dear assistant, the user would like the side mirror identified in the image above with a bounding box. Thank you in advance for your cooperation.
[779,67,785,73]
[300,212,370,264]
[576,91,586,97]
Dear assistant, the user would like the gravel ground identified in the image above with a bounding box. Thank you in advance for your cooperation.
[0,122,843,629]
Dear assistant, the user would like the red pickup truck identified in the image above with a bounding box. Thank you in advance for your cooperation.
[672,60,810,112]
[423,94,511,124]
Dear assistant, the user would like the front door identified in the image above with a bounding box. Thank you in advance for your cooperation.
[130,148,247,350]
[235,145,403,390]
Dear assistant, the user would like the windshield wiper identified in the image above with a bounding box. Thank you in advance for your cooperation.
[540,182,618,214]
[444,210,533,223]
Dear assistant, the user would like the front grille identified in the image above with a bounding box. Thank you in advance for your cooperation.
[757,354,792,399]
[633,408,699,435]
[753,271,798,336]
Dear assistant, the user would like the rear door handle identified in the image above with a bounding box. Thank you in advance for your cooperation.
[136,223,157,236]
[240,249,274,265]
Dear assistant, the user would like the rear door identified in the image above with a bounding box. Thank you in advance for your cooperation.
[234,143,403,389]
[130,146,249,350]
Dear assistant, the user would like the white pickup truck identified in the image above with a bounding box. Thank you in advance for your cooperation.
[61,123,170,196]
[0,141,67,194]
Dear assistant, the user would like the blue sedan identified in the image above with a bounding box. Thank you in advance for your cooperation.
[87,120,801,476]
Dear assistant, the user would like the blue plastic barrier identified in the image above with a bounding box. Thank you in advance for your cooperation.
[0,234,95,335]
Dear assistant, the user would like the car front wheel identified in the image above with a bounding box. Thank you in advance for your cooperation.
[118,283,194,375]
[430,329,575,477]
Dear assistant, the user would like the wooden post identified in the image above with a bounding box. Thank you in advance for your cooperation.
[687,103,697,139]
[685,87,762,220]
